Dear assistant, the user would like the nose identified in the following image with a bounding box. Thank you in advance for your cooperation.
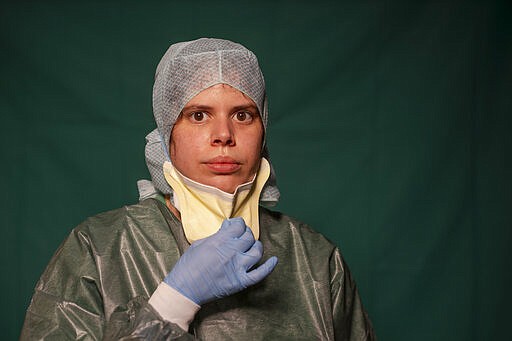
[211,117,235,146]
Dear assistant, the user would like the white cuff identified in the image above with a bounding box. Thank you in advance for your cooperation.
[149,282,200,331]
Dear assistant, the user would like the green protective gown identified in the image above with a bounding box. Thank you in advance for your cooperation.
[21,198,375,340]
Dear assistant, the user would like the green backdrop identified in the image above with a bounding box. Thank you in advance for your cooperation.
[2,1,511,339]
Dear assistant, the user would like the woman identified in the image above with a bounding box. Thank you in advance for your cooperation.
[21,38,375,340]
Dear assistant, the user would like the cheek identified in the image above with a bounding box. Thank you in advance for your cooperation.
[243,130,264,164]
[170,129,206,162]
[169,129,185,163]
[250,127,264,151]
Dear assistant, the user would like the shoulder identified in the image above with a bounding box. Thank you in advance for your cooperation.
[70,198,173,254]
[259,206,337,257]
[78,198,164,229]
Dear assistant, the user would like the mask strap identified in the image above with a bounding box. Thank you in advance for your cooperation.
[158,131,172,162]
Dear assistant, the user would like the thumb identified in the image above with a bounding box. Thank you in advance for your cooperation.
[243,256,279,287]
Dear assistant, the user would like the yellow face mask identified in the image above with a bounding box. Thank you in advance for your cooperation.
[163,158,271,243]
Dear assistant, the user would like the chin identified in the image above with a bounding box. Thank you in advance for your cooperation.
[216,185,237,194]
[208,179,239,194]
[204,173,252,194]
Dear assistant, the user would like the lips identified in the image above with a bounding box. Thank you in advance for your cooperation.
[204,156,241,173]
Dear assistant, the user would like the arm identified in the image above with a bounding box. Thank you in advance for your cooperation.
[330,248,376,340]
[147,217,278,332]
[20,227,195,340]
[21,217,276,340]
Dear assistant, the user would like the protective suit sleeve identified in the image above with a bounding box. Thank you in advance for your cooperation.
[103,296,195,340]
[330,248,376,340]
[149,283,200,331]
[20,225,196,340]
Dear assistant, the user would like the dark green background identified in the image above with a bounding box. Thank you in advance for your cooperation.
[2,1,511,339]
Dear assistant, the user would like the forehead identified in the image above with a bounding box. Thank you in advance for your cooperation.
[153,44,266,129]
[182,84,259,111]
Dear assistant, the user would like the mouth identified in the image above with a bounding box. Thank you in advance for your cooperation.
[204,156,242,174]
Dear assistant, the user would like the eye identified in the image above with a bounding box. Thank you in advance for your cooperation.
[234,111,253,123]
[190,111,207,122]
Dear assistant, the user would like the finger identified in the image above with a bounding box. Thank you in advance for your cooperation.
[236,240,263,270]
[190,236,208,248]
[231,226,256,252]
[243,256,279,287]
[218,217,246,238]
[238,225,255,242]
[245,239,263,261]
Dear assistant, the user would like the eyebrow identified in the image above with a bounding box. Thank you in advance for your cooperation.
[233,104,259,112]
[181,105,213,112]
[182,104,259,113]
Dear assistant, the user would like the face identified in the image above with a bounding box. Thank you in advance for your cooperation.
[170,83,264,194]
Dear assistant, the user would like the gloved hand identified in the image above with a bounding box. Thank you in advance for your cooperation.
[164,217,278,305]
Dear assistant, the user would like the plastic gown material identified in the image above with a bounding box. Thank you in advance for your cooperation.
[21,199,375,340]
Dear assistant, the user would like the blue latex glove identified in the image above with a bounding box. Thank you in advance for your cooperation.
[164,217,278,305]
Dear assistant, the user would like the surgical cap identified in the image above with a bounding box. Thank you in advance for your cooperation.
[144,38,280,205]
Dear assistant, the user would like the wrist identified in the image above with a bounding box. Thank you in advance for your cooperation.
[149,282,200,331]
